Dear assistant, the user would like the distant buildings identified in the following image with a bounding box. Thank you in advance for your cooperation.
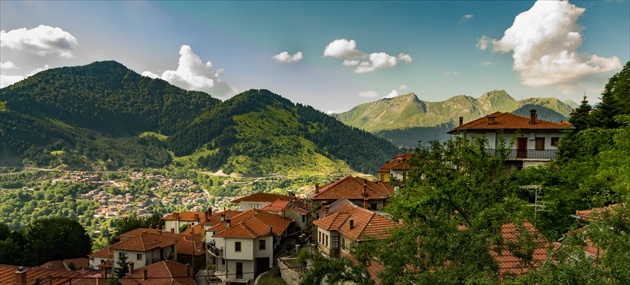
[311,176,394,213]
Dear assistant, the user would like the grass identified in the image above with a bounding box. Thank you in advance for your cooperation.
[0,101,6,112]
[139,131,168,141]
[50,150,66,156]
[257,266,288,285]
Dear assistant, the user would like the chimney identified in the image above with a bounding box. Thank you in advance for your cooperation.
[362,185,367,197]
[173,212,180,220]
[269,226,273,235]
[128,262,134,275]
[349,220,354,229]
[220,214,225,222]
[100,262,108,279]
[185,263,190,276]
[282,209,286,219]
[15,267,26,285]
[486,116,496,125]
[206,207,212,222]
[226,219,231,229]
[170,228,174,233]
[143,269,148,280]
[194,213,199,222]
[315,183,320,194]
[459,116,463,127]
[529,109,537,124]
[324,205,329,215]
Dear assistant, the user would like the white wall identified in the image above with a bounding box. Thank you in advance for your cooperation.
[239,202,272,210]
[464,130,563,150]
[224,238,254,260]
[113,250,146,269]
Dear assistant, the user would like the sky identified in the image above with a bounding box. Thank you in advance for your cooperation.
[1,0,628,113]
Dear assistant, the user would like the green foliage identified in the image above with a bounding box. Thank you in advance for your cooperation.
[115,252,129,279]
[109,214,164,244]
[374,123,454,148]
[299,249,375,285]
[591,61,630,129]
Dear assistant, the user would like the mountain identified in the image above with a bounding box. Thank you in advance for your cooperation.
[563,99,579,109]
[0,61,398,174]
[334,90,574,148]
[167,89,400,175]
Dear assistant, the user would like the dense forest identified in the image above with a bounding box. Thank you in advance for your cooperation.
[0,62,400,174]
[374,123,454,148]
[301,61,630,284]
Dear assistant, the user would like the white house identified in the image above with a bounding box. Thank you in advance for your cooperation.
[231,193,296,211]
[206,209,293,285]
[110,232,179,269]
[448,109,574,168]
[162,208,211,234]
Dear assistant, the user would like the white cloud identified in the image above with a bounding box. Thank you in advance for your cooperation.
[142,45,237,97]
[478,0,621,88]
[323,39,412,73]
[0,74,24,88]
[399,85,408,90]
[463,14,474,21]
[359,90,379,98]
[0,61,18,70]
[384,90,399,98]
[323,39,361,58]
[271,51,303,63]
[481,61,492,66]
[0,25,78,58]
[444,71,460,76]
[28,64,49,76]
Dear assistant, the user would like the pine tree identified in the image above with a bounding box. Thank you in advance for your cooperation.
[114,252,129,279]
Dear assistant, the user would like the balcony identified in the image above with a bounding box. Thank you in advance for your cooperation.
[486,149,557,160]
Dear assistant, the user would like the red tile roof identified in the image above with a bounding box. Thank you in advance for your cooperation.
[260,200,310,214]
[489,222,549,275]
[231,192,296,203]
[88,246,113,259]
[119,260,194,285]
[378,153,414,172]
[40,258,89,270]
[176,236,205,256]
[110,233,179,252]
[449,111,574,134]
[311,176,394,201]
[119,228,181,241]
[313,201,399,242]
[161,211,206,222]
[0,264,80,285]
[180,224,205,237]
[199,209,242,227]
[575,203,619,221]
[212,209,293,239]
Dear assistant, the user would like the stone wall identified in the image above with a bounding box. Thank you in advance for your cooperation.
[278,257,302,285]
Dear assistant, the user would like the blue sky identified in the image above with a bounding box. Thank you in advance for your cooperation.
[1,1,628,113]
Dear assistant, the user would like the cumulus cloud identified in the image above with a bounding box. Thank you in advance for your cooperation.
[462,14,474,21]
[142,45,237,97]
[0,25,78,58]
[399,85,408,90]
[359,90,379,98]
[0,61,18,70]
[271,51,303,63]
[323,39,412,73]
[477,0,621,88]
[0,74,24,88]
[384,90,399,98]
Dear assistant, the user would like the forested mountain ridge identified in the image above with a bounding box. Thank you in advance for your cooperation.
[168,89,400,175]
[334,90,574,132]
[0,61,399,174]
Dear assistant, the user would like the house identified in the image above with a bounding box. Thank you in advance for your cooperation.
[310,176,395,215]
[312,198,399,258]
[40,258,90,271]
[0,264,81,285]
[119,260,195,285]
[448,109,574,168]
[377,153,414,183]
[162,208,212,234]
[490,222,549,275]
[110,232,180,269]
[206,209,294,285]
[177,234,206,273]
[231,193,296,211]
[200,209,242,233]
[260,199,312,230]
[88,246,113,269]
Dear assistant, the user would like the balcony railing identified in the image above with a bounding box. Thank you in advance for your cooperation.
[486,149,557,160]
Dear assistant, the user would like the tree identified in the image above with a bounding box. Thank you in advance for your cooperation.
[298,249,374,285]
[114,252,129,279]
[24,217,92,265]
[592,61,630,129]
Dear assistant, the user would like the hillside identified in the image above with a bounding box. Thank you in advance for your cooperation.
[167,89,400,175]
[0,61,399,174]
[334,90,573,133]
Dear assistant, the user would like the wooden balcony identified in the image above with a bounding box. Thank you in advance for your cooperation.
[486,149,557,160]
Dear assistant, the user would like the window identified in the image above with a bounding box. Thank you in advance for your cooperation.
[235,241,241,252]
[535,137,545,150]
[236,262,243,279]
[325,234,328,247]
[551,137,560,147]
[302,215,306,223]
[118,252,124,258]
[137,254,142,260]
[259,240,266,250]
[332,236,339,249]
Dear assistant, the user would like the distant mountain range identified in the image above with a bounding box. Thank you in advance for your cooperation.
[333,90,574,147]
[0,61,399,175]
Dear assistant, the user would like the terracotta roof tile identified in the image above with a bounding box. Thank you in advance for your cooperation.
[199,209,242,226]
[575,203,619,221]
[119,228,181,241]
[314,200,398,242]
[180,224,205,237]
[489,222,549,275]
[311,176,394,201]
[89,246,114,259]
[110,233,179,252]
[40,258,89,271]
[378,153,414,172]
[176,236,205,256]
[0,265,80,285]
[161,211,206,222]
[231,192,296,203]
[449,111,574,134]
[213,209,293,239]
[119,260,194,285]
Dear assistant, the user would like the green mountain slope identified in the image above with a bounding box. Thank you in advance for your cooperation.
[335,90,573,132]
[1,62,398,174]
[167,89,400,175]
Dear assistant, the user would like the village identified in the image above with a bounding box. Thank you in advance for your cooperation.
[2,111,616,285]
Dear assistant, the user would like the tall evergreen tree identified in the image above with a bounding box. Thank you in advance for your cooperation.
[114,252,129,279]
[592,61,630,129]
